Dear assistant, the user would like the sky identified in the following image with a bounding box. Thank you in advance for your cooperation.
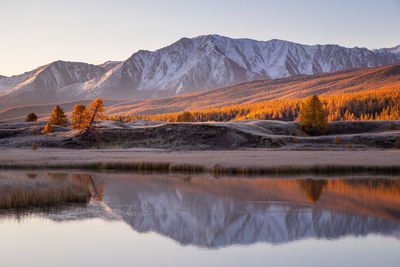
[1,0,399,76]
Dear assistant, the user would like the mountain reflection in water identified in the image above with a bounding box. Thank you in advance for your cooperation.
[1,171,400,248]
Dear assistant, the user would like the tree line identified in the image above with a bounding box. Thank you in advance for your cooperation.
[25,99,105,133]
[106,89,400,123]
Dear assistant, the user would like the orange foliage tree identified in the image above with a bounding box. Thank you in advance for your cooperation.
[48,105,68,127]
[87,99,105,127]
[298,95,328,135]
[25,113,38,122]
[176,111,194,122]
[71,104,91,129]
[105,89,400,123]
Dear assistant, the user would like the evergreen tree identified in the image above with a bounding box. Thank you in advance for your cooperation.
[25,113,38,122]
[177,111,194,122]
[87,99,105,127]
[48,105,68,127]
[298,95,328,135]
[43,122,53,134]
[71,104,90,129]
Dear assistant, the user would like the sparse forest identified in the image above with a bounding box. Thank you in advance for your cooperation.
[106,89,400,123]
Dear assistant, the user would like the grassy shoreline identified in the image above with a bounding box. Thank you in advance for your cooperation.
[1,161,400,175]
[0,173,91,209]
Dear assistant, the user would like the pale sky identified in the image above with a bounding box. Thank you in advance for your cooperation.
[1,0,399,76]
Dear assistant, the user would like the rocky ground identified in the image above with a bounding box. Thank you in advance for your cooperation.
[0,119,399,150]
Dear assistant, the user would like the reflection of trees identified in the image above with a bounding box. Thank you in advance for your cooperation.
[45,172,68,181]
[71,174,104,201]
[26,173,37,179]
[183,177,192,183]
[299,179,328,202]
[45,172,104,201]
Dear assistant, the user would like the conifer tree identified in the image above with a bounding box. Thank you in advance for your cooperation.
[43,122,53,133]
[87,99,105,127]
[298,95,328,135]
[25,113,38,122]
[48,105,68,127]
[177,111,194,122]
[71,104,90,129]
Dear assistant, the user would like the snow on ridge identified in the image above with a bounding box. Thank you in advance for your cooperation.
[1,35,400,106]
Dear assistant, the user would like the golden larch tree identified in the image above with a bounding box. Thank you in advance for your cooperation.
[176,111,194,122]
[48,105,68,127]
[87,99,105,127]
[298,95,328,135]
[42,122,53,134]
[25,113,38,122]
[71,104,91,129]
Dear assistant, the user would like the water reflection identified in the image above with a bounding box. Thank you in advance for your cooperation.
[298,179,327,202]
[1,171,400,248]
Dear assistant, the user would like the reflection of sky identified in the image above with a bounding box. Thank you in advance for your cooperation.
[1,217,399,267]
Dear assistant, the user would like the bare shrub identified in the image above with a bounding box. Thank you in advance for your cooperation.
[333,136,341,145]
[395,138,400,149]
[347,142,353,149]
[31,143,38,150]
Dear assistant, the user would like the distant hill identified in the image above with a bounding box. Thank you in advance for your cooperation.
[105,63,400,116]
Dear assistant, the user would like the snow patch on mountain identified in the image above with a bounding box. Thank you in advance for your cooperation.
[1,35,400,108]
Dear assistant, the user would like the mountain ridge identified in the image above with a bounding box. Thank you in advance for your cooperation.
[2,63,399,122]
[1,34,400,109]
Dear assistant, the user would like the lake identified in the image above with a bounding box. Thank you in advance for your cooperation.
[1,170,400,267]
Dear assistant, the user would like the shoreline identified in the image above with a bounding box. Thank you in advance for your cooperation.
[1,148,400,175]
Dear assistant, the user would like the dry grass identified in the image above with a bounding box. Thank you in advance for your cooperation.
[1,161,400,175]
[0,173,91,209]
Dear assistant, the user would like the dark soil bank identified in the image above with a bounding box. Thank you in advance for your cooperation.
[0,120,399,150]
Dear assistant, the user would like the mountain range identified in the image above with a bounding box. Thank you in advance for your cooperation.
[2,63,398,122]
[1,34,400,110]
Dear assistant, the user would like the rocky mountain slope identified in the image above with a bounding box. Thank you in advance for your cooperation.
[1,35,400,109]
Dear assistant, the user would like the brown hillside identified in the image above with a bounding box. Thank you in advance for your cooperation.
[106,64,400,115]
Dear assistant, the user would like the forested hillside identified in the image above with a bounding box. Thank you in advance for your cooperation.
[107,89,400,122]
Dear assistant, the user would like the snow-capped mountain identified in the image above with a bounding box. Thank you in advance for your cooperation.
[1,35,400,108]
[0,60,117,107]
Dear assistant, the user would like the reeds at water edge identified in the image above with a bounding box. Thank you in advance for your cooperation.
[0,173,91,209]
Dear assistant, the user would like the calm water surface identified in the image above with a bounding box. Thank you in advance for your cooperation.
[1,171,400,267]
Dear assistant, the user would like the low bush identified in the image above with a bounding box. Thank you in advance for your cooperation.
[333,136,341,145]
